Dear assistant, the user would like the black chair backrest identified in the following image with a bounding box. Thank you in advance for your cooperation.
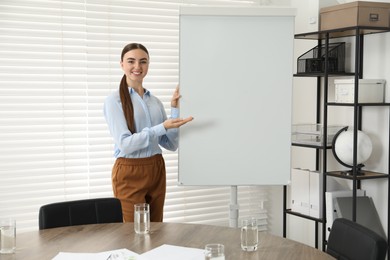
[39,198,123,230]
[327,218,388,260]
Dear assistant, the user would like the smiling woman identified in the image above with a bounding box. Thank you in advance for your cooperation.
[0,0,270,233]
[103,43,193,222]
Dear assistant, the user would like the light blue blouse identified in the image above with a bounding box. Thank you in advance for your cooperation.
[103,88,179,158]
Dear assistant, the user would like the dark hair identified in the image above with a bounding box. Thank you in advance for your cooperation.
[119,43,149,133]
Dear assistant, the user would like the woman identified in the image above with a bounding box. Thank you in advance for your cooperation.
[103,43,193,222]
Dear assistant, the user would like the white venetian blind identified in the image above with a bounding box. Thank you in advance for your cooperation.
[0,0,269,233]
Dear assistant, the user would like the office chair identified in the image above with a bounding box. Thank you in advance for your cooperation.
[327,218,388,260]
[39,197,123,229]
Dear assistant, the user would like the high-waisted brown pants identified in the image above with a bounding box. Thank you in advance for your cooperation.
[112,154,166,222]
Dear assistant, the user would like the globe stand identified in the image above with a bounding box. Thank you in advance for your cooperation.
[339,164,366,176]
[331,126,369,176]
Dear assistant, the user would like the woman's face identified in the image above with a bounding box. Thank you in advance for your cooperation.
[121,48,149,84]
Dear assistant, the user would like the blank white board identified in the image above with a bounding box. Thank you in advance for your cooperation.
[178,7,296,186]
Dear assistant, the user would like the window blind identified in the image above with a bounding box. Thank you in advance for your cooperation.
[0,0,269,233]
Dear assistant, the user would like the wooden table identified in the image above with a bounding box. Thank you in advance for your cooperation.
[3,222,335,260]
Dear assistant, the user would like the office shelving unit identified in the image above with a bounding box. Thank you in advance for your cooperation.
[283,26,390,253]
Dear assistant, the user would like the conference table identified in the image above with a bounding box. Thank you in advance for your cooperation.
[3,222,335,260]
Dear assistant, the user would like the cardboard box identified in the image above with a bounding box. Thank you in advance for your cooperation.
[335,79,385,103]
[320,1,390,31]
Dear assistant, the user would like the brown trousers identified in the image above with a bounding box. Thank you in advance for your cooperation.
[112,154,166,222]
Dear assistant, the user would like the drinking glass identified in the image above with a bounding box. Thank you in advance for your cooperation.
[134,203,150,234]
[0,218,16,254]
[204,243,225,260]
[241,217,258,251]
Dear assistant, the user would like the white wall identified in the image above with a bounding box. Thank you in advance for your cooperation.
[268,0,320,240]
[268,0,390,250]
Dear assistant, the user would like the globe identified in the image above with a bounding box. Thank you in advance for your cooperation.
[334,130,373,167]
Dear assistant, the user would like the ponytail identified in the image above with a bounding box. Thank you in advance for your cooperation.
[119,74,136,133]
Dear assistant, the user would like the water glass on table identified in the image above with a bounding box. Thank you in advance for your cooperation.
[204,243,225,260]
[134,203,150,234]
[241,217,259,252]
[0,218,16,254]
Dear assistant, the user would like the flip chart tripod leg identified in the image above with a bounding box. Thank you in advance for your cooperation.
[229,185,239,228]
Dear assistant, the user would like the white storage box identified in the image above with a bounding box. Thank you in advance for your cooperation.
[291,168,310,215]
[290,168,347,218]
[335,79,385,103]
[325,190,366,239]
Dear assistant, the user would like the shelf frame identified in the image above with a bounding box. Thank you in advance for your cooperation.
[285,25,390,253]
[294,26,390,40]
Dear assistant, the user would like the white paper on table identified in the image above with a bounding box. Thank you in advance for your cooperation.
[52,248,140,260]
[140,244,205,260]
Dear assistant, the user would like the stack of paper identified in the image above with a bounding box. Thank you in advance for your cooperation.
[53,248,139,260]
[52,244,205,260]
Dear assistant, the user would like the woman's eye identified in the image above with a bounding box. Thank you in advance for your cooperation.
[127,60,147,64]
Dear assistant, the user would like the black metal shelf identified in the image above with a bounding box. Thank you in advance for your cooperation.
[285,25,390,254]
[327,170,390,180]
[327,102,390,107]
[295,26,390,40]
[291,142,331,149]
[285,209,324,223]
[294,72,355,77]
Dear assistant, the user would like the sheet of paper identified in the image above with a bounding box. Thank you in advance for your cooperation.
[52,248,140,260]
[140,244,205,260]
[52,244,205,260]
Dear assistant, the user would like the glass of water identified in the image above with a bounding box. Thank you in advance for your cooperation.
[0,218,16,254]
[241,217,258,252]
[134,203,150,234]
[204,244,225,260]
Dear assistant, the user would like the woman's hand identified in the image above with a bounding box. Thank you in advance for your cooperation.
[163,117,194,130]
[166,84,193,129]
[171,85,181,108]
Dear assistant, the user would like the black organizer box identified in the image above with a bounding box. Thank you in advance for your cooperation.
[297,42,345,74]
